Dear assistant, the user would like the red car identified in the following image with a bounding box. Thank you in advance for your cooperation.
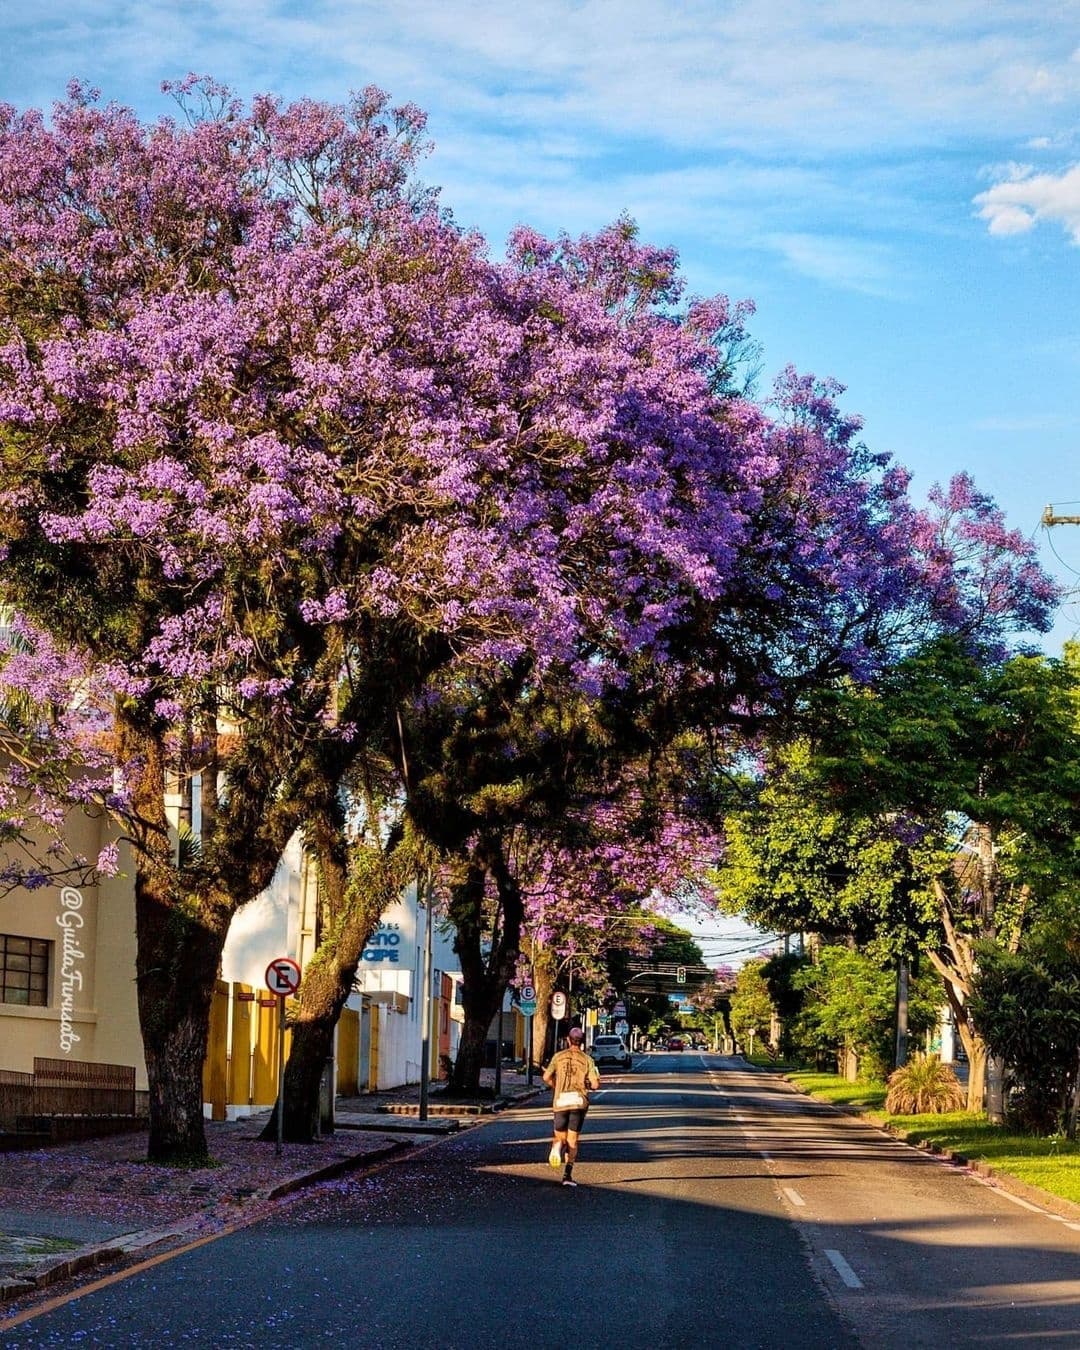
[666,1036,684,1051]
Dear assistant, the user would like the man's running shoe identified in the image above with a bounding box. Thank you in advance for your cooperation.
[548,1145,563,1168]
[562,1178,578,1187]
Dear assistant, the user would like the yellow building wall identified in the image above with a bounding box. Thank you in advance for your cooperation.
[86,842,145,1085]
[0,816,147,1087]
[337,1008,360,1096]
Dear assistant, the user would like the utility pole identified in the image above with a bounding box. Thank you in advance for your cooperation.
[894,959,909,1069]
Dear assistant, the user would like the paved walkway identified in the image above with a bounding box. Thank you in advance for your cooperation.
[0,1069,542,1304]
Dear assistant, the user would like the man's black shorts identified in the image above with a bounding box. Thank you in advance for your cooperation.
[553,1107,588,1132]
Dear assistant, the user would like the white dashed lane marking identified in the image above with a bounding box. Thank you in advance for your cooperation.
[782,1187,806,1207]
[824,1249,863,1289]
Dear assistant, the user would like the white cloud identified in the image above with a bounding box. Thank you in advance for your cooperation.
[766,232,901,297]
[975,163,1080,241]
[6,0,1080,155]
[6,0,1080,301]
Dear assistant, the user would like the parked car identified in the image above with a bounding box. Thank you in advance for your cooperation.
[666,1036,685,1051]
[591,1034,632,1069]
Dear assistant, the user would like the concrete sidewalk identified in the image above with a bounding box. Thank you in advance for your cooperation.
[0,1070,543,1306]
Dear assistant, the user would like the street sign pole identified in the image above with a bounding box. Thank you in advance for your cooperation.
[495,1001,504,1098]
[419,872,434,1122]
[518,983,537,1084]
[276,993,286,1157]
[265,957,302,1158]
[550,989,567,1052]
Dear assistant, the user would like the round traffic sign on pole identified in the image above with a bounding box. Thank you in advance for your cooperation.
[265,957,302,996]
[551,990,567,1020]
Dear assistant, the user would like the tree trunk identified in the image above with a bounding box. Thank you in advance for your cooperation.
[928,883,987,1112]
[119,711,230,1166]
[1067,1046,1080,1142]
[448,843,523,1095]
[262,916,382,1144]
[264,1006,335,1145]
[526,940,556,1070]
[965,1037,988,1113]
[135,881,231,1164]
[263,822,404,1144]
[452,1011,492,1094]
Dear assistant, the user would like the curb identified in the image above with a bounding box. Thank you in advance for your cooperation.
[375,1087,544,1118]
[377,1102,492,1117]
[0,1137,411,1307]
[775,1070,1080,1224]
[877,1122,1080,1223]
[258,1138,410,1202]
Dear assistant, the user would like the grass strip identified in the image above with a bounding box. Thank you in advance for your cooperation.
[786,1069,1080,1207]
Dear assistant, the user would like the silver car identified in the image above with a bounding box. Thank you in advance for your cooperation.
[590,1034,632,1069]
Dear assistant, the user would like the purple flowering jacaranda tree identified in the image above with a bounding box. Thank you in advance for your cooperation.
[0,77,560,1161]
[0,77,1057,1160]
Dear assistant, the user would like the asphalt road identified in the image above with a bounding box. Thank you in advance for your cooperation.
[4,1054,1079,1348]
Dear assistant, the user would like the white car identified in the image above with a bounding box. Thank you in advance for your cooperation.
[591,1034,632,1069]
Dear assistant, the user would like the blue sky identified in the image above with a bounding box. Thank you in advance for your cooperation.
[3,2,1080,654]
[5,2,1078,963]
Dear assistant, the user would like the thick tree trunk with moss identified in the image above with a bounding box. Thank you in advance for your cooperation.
[120,707,305,1164]
[526,939,556,1070]
[272,984,338,1144]
[136,887,231,1164]
[264,822,413,1144]
[120,720,232,1164]
[264,917,383,1143]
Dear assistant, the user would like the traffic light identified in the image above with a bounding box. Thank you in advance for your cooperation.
[677,966,686,984]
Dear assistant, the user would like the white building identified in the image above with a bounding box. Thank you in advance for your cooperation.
[221,846,463,1097]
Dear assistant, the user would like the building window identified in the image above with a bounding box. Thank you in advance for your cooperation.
[0,935,50,1006]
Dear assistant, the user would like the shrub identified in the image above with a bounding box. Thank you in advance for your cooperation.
[885,1053,966,1115]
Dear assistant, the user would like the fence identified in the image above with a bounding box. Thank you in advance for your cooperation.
[201,984,372,1118]
[0,1069,33,1127]
[32,1057,136,1117]
[0,1059,141,1133]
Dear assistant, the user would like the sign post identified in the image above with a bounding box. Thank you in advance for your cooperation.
[551,989,567,1052]
[518,984,537,1084]
[265,958,302,1157]
[419,873,434,1123]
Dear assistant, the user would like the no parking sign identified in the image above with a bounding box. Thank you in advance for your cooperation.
[265,957,302,996]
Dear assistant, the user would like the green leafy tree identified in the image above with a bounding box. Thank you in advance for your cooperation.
[718,642,1080,1109]
[729,961,774,1049]
[969,928,1080,1135]
[796,946,939,1083]
[716,740,937,956]
[760,952,812,1059]
[815,640,1080,1107]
